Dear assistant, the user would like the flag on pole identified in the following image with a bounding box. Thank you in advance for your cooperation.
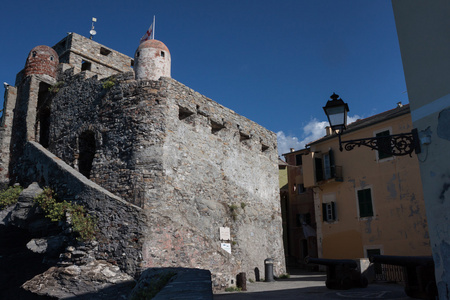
[140,16,155,43]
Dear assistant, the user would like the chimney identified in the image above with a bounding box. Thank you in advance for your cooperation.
[397,102,403,108]
[325,126,333,136]
[290,148,295,152]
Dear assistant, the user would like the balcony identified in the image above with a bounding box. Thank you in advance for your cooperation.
[317,165,343,185]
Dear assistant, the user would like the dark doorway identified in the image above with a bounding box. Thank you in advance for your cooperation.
[36,82,51,148]
[39,107,50,148]
[78,131,96,178]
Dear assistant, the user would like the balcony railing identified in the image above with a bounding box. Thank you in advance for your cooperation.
[318,165,343,184]
[333,165,343,182]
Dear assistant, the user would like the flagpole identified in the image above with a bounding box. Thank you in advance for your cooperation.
[152,15,155,40]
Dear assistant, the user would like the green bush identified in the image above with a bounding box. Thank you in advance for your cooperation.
[0,185,23,210]
[102,77,116,89]
[228,204,239,221]
[48,81,64,93]
[225,286,242,292]
[278,273,290,279]
[35,187,96,241]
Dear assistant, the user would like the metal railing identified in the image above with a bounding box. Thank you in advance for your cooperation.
[373,263,405,283]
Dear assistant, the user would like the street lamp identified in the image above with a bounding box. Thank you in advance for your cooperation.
[323,93,349,133]
[323,93,421,156]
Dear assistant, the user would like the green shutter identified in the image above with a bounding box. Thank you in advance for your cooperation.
[358,189,374,218]
[376,130,392,159]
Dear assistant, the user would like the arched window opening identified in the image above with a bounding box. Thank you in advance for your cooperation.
[78,131,96,179]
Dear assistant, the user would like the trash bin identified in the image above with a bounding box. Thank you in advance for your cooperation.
[264,258,274,282]
[236,272,247,291]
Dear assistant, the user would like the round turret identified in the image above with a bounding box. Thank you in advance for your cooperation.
[134,39,171,81]
[24,45,59,79]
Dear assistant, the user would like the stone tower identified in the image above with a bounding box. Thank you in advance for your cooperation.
[24,45,59,79]
[134,39,171,80]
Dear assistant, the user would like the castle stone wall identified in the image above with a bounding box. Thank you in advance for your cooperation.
[0,86,17,186]
[139,78,284,289]
[49,70,167,207]
[45,72,285,289]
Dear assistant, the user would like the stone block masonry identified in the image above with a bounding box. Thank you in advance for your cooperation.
[53,33,134,79]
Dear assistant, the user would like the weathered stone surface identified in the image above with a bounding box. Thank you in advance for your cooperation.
[0,204,14,226]
[22,260,135,299]
[26,235,67,256]
[9,182,43,229]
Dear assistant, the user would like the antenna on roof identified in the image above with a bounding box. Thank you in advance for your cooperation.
[89,17,97,40]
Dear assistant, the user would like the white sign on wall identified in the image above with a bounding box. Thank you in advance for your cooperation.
[220,227,230,241]
[221,242,231,254]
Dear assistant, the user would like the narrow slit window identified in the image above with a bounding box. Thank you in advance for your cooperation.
[100,47,112,56]
[178,106,194,121]
[161,51,165,58]
[211,120,225,134]
[81,60,92,71]
[239,132,250,142]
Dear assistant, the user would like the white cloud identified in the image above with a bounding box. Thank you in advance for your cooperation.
[277,115,361,157]
[276,131,305,156]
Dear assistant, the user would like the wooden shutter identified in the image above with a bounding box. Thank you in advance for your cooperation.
[358,189,374,218]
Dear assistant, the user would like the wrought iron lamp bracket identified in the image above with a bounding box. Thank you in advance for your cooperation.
[338,128,421,157]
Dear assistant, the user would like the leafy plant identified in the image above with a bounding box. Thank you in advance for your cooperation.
[240,202,246,209]
[102,76,116,89]
[35,187,96,241]
[228,204,239,221]
[69,204,96,241]
[224,286,242,292]
[0,185,23,210]
[278,273,290,279]
[48,81,64,93]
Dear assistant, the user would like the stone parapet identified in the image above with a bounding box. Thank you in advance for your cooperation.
[14,141,147,276]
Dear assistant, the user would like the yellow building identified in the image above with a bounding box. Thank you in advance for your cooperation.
[303,103,431,259]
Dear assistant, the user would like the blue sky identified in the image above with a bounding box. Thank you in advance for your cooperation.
[0,0,407,156]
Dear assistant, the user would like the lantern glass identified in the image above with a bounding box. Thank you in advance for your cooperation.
[323,94,349,132]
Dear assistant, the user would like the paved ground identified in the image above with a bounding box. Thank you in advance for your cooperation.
[214,271,410,300]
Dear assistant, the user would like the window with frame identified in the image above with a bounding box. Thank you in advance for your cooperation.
[295,154,302,166]
[376,130,392,160]
[296,183,305,194]
[322,202,336,222]
[357,188,374,218]
[315,149,335,182]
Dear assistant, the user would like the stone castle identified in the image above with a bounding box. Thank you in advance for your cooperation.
[0,32,285,291]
